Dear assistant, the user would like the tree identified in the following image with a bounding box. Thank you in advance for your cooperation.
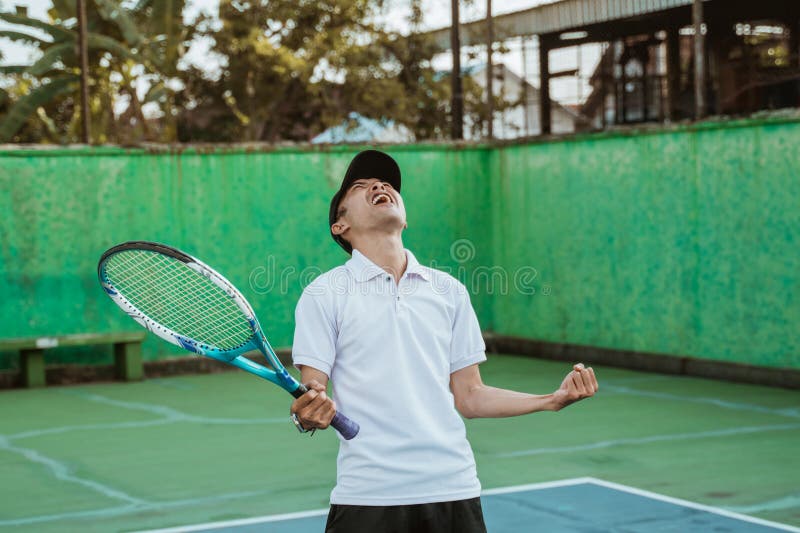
[177,0,490,142]
[1,0,505,143]
[179,0,381,142]
[0,0,188,143]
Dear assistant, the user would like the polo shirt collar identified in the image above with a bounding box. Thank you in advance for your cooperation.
[347,249,430,282]
[404,250,430,281]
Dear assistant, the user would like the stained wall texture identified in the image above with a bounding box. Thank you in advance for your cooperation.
[0,146,493,368]
[1,115,797,370]
[488,117,799,369]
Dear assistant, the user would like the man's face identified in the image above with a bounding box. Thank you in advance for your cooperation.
[334,178,407,239]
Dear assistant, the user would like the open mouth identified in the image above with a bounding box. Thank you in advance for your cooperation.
[371,193,393,206]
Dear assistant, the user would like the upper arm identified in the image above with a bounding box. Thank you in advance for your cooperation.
[298,365,330,389]
[292,285,337,376]
[449,363,483,417]
[449,282,487,373]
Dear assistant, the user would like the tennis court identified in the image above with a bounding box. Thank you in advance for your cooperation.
[2,1,800,532]
[1,355,798,532]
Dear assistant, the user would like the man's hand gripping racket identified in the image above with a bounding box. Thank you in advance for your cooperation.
[98,241,359,439]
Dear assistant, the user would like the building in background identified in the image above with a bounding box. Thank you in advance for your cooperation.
[312,65,583,144]
[311,112,415,144]
[464,62,585,139]
[579,13,798,127]
[424,0,800,134]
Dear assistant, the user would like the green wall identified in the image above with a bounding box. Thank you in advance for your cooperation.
[490,118,799,369]
[1,115,798,370]
[0,145,493,368]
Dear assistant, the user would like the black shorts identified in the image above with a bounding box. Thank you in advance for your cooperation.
[324,497,486,533]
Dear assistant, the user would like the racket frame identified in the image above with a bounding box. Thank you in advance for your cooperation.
[98,241,360,440]
[98,241,299,394]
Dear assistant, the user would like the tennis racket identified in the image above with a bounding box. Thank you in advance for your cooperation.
[97,241,359,439]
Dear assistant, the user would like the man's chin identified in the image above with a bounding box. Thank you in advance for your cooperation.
[368,213,406,232]
[373,209,405,223]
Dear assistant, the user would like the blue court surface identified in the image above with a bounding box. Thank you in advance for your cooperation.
[140,478,800,532]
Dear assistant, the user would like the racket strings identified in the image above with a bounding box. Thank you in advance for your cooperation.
[109,252,247,346]
[109,252,250,348]
[104,250,253,350]
[123,252,250,347]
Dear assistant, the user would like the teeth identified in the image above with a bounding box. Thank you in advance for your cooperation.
[372,194,390,205]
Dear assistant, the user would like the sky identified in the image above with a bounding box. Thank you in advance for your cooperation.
[0,0,596,106]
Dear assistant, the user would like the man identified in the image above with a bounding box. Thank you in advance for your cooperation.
[291,149,598,532]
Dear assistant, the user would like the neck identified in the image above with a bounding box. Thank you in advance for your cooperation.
[353,233,407,280]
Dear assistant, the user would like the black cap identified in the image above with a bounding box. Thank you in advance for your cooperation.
[329,150,402,254]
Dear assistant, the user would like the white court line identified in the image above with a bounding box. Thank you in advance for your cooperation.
[61,390,288,425]
[0,504,141,528]
[481,476,596,495]
[62,390,191,418]
[3,390,290,441]
[9,415,288,441]
[584,477,800,533]
[494,423,800,458]
[137,477,800,533]
[603,385,800,419]
[136,509,331,533]
[136,479,600,532]
[0,485,287,527]
[0,390,292,526]
[0,435,145,506]
[726,493,800,514]
[9,419,176,440]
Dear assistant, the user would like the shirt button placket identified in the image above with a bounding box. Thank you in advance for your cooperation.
[385,276,396,312]
[395,278,402,313]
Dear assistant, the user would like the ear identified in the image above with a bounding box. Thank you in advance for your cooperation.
[331,221,349,236]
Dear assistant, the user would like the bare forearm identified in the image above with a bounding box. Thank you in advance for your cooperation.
[450,363,598,419]
[457,384,557,419]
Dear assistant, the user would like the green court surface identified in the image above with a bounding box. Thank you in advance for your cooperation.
[1,354,798,532]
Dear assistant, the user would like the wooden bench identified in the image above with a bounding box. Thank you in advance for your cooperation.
[0,332,146,388]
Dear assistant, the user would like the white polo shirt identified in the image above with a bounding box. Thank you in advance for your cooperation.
[292,248,486,506]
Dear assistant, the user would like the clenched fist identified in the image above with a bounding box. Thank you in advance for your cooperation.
[551,363,598,411]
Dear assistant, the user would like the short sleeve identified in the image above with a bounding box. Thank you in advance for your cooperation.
[449,283,487,373]
[292,286,337,377]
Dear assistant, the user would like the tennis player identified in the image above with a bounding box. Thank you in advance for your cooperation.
[290,149,599,532]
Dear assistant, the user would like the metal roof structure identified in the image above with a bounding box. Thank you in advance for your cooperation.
[423,0,706,49]
[420,0,798,136]
[311,113,415,144]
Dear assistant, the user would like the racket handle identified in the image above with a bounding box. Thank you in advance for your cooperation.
[293,384,360,440]
[330,412,360,440]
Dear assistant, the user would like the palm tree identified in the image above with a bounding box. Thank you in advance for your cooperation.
[0,0,186,143]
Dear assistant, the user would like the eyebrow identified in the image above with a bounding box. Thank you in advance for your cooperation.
[352,178,394,188]
[347,179,371,192]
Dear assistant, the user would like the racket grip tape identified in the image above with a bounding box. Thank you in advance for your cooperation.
[292,384,360,440]
[330,412,360,440]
